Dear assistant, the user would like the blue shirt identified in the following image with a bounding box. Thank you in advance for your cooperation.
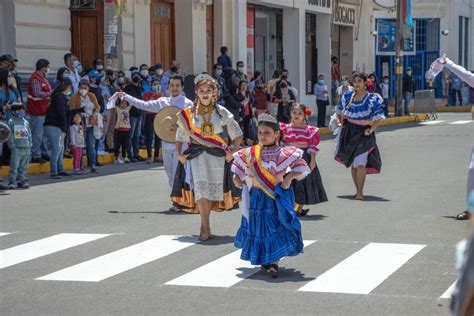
[337,91,385,121]
[217,54,232,68]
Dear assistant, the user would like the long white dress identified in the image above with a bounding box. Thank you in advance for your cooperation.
[176,105,242,201]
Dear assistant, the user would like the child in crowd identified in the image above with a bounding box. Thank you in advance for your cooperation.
[69,114,86,175]
[232,113,311,277]
[114,98,131,164]
[7,104,32,189]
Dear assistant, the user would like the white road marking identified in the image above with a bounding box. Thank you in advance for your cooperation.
[298,243,425,294]
[449,120,472,125]
[0,234,110,269]
[166,240,316,288]
[440,280,457,299]
[37,235,199,282]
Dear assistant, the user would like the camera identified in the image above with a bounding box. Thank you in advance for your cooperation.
[441,29,449,36]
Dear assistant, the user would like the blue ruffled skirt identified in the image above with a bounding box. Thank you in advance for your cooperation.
[234,185,304,265]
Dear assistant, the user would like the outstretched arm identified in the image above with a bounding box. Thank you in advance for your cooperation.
[113,92,165,113]
[445,59,474,88]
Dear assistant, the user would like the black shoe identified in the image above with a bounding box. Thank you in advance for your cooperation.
[95,162,104,167]
[63,153,73,159]
[41,154,50,162]
[135,156,146,162]
[59,172,72,177]
[91,167,98,173]
[0,183,8,190]
[50,174,61,179]
[17,182,30,189]
[130,158,138,163]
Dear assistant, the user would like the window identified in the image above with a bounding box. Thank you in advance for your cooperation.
[459,17,469,68]
[305,13,317,95]
[70,0,96,10]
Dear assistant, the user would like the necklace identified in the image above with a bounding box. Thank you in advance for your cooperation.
[198,103,215,136]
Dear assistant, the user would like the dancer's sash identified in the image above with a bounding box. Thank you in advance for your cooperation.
[176,108,229,152]
[246,145,278,200]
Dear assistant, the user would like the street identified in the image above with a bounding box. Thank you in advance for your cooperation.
[1,112,473,315]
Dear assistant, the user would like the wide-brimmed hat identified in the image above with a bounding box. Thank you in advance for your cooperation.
[153,106,181,143]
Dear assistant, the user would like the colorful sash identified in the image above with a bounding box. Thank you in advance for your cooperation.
[246,145,278,200]
[177,108,229,152]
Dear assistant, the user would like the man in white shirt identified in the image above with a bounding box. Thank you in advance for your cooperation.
[117,75,193,211]
[63,53,81,93]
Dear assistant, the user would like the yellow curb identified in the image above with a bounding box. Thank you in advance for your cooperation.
[318,114,427,135]
[1,148,162,177]
[389,105,472,114]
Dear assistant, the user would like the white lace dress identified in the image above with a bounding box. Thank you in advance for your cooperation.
[176,105,243,201]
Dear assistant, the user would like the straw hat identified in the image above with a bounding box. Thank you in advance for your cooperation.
[153,106,181,143]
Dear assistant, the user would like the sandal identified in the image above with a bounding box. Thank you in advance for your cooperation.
[260,265,270,273]
[456,211,470,220]
[269,264,278,278]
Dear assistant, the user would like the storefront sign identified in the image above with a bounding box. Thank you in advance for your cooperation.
[308,0,331,9]
[333,3,357,27]
[376,19,415,56]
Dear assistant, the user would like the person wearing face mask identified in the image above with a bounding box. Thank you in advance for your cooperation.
[69,79,101,173]
[336,75,354,104]
[6,104,32,189]
[380,76,390,117]
[63,53,81,92]
[212,64,228,106]
[43,78,74,179]
[0,54,22,101]
[139,64,151,93]
[93,58,104,71]
[114,74,194,210]
[314,74,329,127]
[155,63,164,80]
[402,67,416,115]
[229,61,248,96]
[140,79,163,163]
[161,61,186,97]
[26,58,52,164]
[124,72,145,162]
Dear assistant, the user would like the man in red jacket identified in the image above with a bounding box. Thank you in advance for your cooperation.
[26,59,52,163]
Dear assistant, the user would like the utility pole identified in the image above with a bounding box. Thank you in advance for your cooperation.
[394,0,404,117]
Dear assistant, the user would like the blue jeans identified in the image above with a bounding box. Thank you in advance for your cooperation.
[383,98,389,117]
[27,115,48,158]
[85,127,98,168]
[43,126,64,175]
[128,115,142,157]
[404,92,412,115]
[8,147,30,184]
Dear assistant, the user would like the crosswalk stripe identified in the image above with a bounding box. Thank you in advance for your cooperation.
[36,235,199,282]
[449,120,472,125]
[0,234,110,269]
[166,240,316,288]
[0,232,12,237]
[298,243,425,294]
[419,120,444,125]
[440,280,457,299]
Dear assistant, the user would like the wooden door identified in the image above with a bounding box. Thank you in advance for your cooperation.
[206,5,214,73]
[70,2,104,69]
[150,0,175,67]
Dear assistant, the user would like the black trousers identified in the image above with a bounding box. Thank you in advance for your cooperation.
[316,99,329,127]
[114,130,129,158]
[144,114,161,158]
[451,89,463,106]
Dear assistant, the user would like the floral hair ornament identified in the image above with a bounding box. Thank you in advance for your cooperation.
[304,108,313,116]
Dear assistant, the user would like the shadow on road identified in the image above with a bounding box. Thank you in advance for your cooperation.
[237,267,315,283]
[108,210,190,216]
[299,214,328,221]
[337,195,390,202]
[173,234,235,246]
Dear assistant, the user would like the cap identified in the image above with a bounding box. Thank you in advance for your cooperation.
[88,70,104,79]
[0,54,18,63]
[155,63,163,69]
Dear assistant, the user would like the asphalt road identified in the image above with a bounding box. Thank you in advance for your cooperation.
[1,112,473,315]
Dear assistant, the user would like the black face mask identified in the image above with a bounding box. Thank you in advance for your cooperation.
[170,66,178,73]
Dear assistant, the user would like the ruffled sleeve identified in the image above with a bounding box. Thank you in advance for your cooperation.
[337,91,352,115]
[368,93,386,121]
[218,105,243,140]
[307,126,321,155]
[231,149,250,180]
[287,148,311,180]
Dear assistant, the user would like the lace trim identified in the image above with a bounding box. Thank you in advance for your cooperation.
[194,181,224,201]
[291,165,311,180]
[261,147,303,172]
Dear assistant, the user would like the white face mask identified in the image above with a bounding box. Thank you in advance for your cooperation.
[152,85,160,93]
[7,77,15,86]
[215,69,223,76]
[238,67,245,73]
[79,89,88,96]
[157,69,163,75]
[45,68,50,75]
[96,65,104,71]
[141,70,149,77]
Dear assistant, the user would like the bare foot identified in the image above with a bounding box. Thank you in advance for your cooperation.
[354,195,364,200]
[199,234,213,241]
